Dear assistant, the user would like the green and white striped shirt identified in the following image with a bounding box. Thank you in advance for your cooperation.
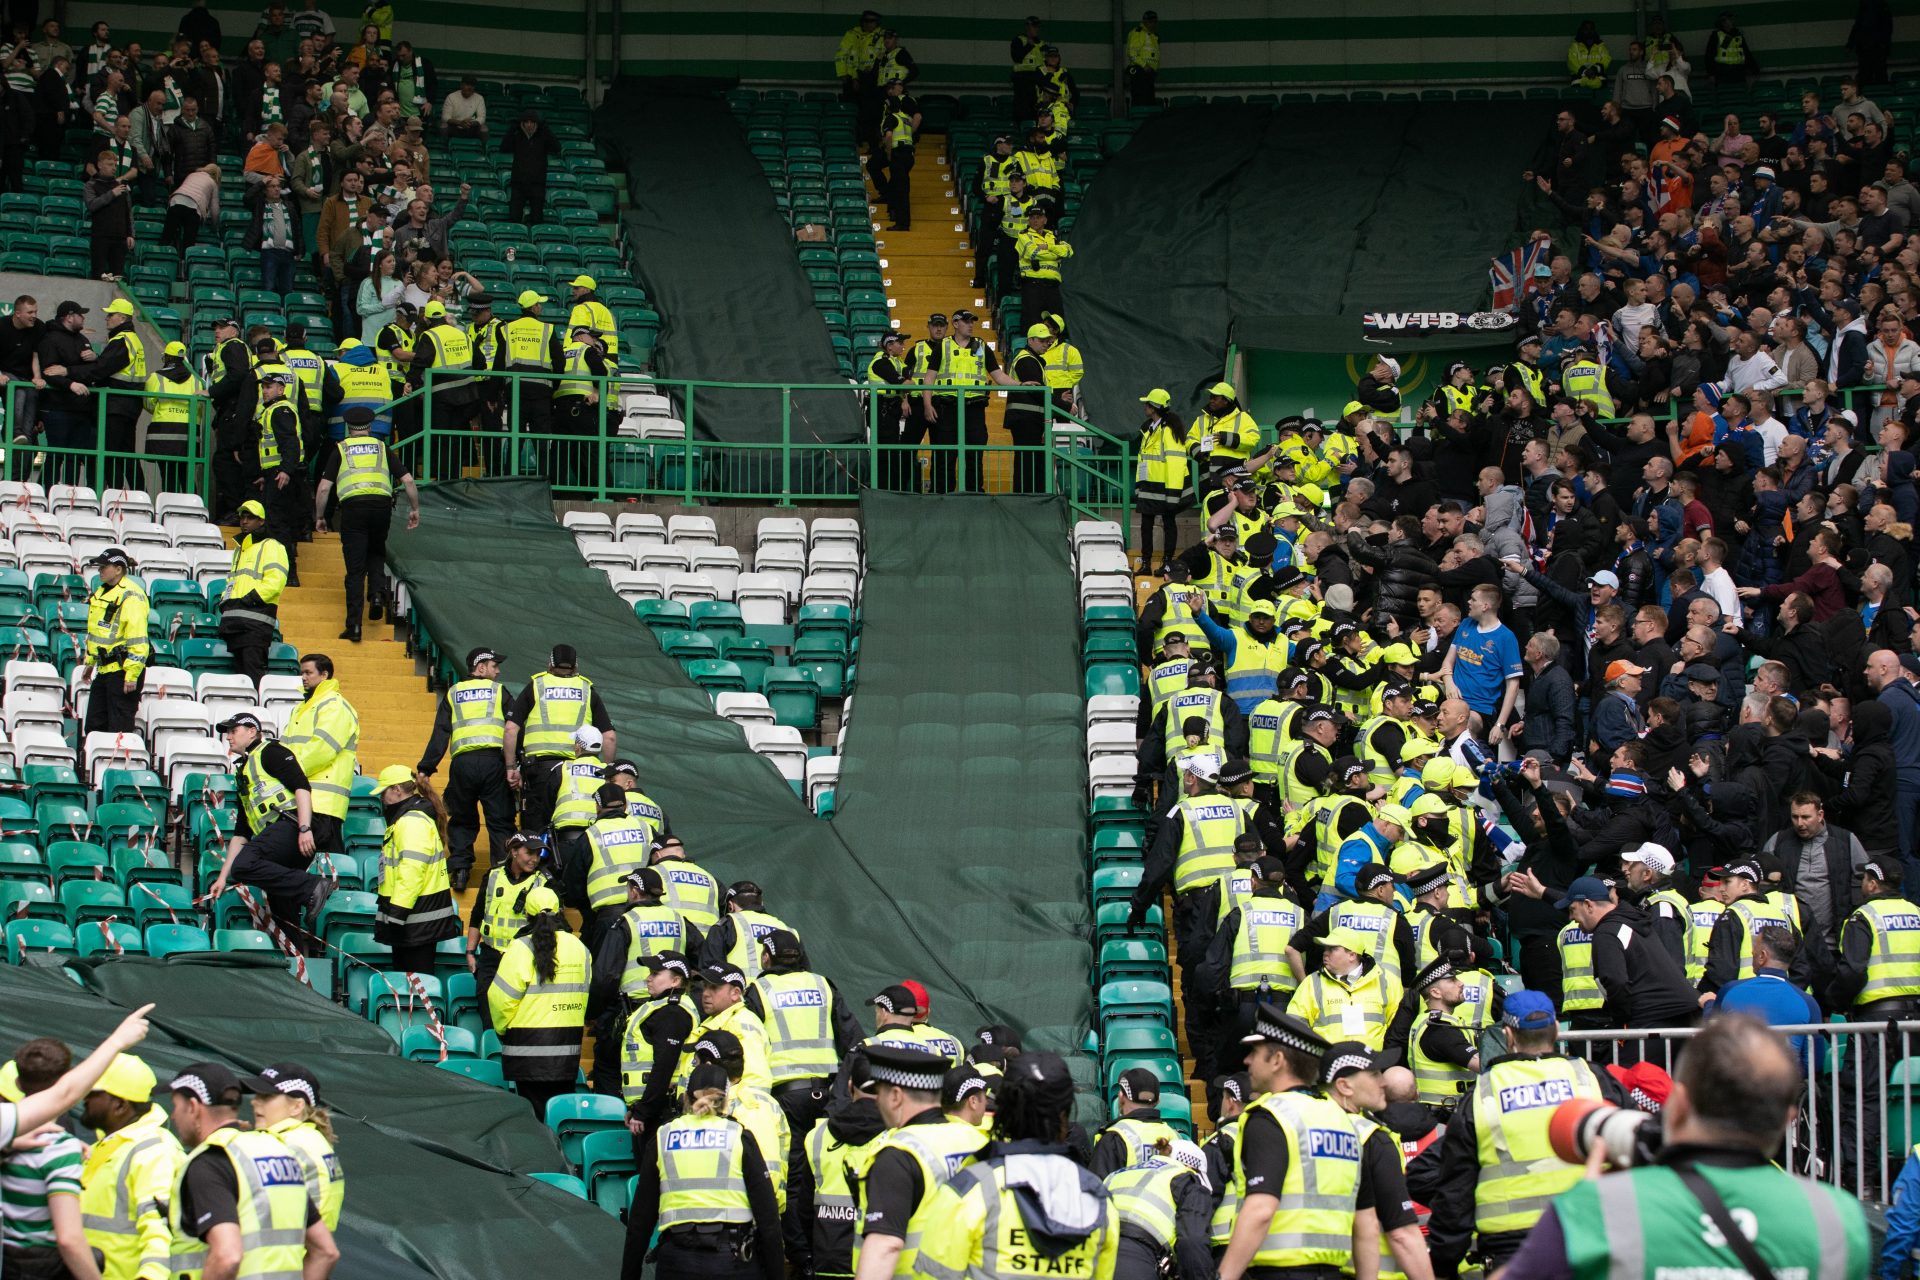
[0,1125,84,1248]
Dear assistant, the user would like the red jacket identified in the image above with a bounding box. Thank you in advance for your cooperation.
[1758,559,1847,620]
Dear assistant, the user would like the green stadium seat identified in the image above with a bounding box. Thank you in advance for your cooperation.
[1082,632,1137,667]
[547,1092,628,1168]
[445,970,482,1035]
[791,636,847,697]
[1097,940,1168,987]
[1090,866,1142,914]
[128,882,193,931]
[761,668,820,728]
[46,841,110,885]
[315,891,377,946]
[689,601,746,643]
[528,1171,588,1197]
[7,918,74,962]
[438,1058,507,1087]
[75,921,145,956]
[60,880,125,927]
[719,637,774,692]
[143,923,212,957]
[99,769,166,805]
[403,1025,479,1062]
[1084,665,1140,698]
[795,603,853,648]
[688,659,746,693]
[215,928,278,953]
[0,844,47,886]
[580,1129,638,1210]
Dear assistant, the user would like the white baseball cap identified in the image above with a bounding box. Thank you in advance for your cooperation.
[1377,356,1401,379]
[1181,752,1222,784]
[575,725,604,751]
[1621,842,1675,877]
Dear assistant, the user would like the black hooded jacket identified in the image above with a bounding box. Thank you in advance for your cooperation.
[1344,531,1438,625]
[1724,724,1780,839]
[1821,700,1900,852]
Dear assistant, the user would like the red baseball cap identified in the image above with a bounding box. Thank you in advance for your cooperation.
[901,980,930,1017]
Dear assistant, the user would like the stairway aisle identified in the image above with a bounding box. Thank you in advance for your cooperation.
[869,136,1016,492]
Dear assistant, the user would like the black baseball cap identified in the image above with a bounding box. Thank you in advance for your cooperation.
[215,712,262,732]
[699,963,746,987]
[466,647,503,668]
[640,950,690,978]
[1318,1041,1393,1086]
[239,1061,321,1105]
[870,983,922,1017]
[549,644,577,667]
[623,866,665,895]
[169,1062,244,1106]
[927,312,948,325]
[85,547,133,568]
[55,300,86,318]
[1115,1067,1161,1103]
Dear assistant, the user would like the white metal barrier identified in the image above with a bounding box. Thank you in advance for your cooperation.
[1560,1020,1920,1203]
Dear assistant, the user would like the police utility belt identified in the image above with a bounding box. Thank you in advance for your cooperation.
[659,1222,755,1256]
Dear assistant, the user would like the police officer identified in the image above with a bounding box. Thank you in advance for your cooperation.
[796,1049,887,1279]
[1187,383,1260,475]
[743,928,861,1187]
[1400,954,1481,1119]
[251,369,305,583]
[914,1050,1116,1279]
[1520,1016,1868,1277]
[548,724,612,908]
[583,782,657,953]
[409,299,483,480]
[590,866,699,1051]
[1008,15,1045,116]
[1317,1040,1436,1279]
[553,324,610,489]
[216,500,288,685]
[465,833,549,1030]
[502,290,565,444]
[1015,204,1072,329]
[902,314,947,476]
[618,950,696,1146]
[608,759,669,838]
[1103,1134,1210,1280]
[1196,854,1304,1058]
[700,881,795,981]
[164,1062,337,1280]
[653,836,724,937]
[418,647,516,890]
[1088,1067,1178,1177]
[1200,1072,1248,1251]
[205,315,257,520]
[79,547,149,734]
[143,339,204,493]
[281,322,333,472]
[488,884,590,1117]
[1039,312,1083,413]
[915,309,1009,494]
[312,406,418,641]
[877,79,919,231]
[79,1052,183,1280]
[503,644,617,835]
[1698,859,1803,996]
[834,9,884,108]
[848,1042,987,1280]
[1825,857,1920,1196]
[1284,924,1404,1051]
[682,964,774,1095]
[622,1059,785,1280]
[863,982,966,1066]
[867,329,916,491]
[206,711,331,935]
[1426,990,1623,1275]
[242,1063,345,1232]
[1003,325,1050,494]
[281,654,360,857]
[94,297,146,490]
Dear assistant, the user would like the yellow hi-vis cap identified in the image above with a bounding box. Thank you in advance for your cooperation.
[374,764,416,790]
[1139,388,1171,407]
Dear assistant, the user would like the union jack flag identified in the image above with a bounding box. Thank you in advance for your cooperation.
[1490,241,1549,310]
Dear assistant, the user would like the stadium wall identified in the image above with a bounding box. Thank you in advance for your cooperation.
[89,2,1916,89]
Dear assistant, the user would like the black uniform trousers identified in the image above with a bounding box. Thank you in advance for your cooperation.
[930,396,987,494]
[1125,65,1157,109]
[102,401,140,490]
[260,475,303,584]
[1004,408,1046,493]
[213,417,250,518]
[426,386,481,480]
[884,144,913,227]
[218,616,275,687]
[472,943,505,1031]
[82,668,143,735]
[503,375,552,476]
[444,748,516,875]
[336,495,393,628]
[519,755,566,834]
[310,813,345,856]
[1021,277,1064,327]
[1170,891,1223,1079]
[552,826,591,910]
[231,817,322,932]
[553,393,600,492]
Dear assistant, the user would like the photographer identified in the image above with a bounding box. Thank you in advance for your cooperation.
[1498,1015,1869,1279]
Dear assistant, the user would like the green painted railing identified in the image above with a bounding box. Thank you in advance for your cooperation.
[0,384,213,501]
[394,368,1137,520]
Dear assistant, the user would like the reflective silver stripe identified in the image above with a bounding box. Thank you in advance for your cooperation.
[377,903,459,925]
[528,982,589,994]
[494,978,526,998]
[309,781,353,798]
[499,1043,582,1056]
[1807,1181,1851,1280]
[222,606,280,626]
[1263,1231,1355,1250]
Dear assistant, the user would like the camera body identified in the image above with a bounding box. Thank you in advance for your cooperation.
[1549,1099,1665,1169]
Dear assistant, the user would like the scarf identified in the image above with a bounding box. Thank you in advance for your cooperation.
[260,83,283,126]
[1604,769,1648,798]
[106,137,134,178]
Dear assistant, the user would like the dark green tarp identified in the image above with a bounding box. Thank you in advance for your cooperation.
[599,86,860,444]
[387,481,1092,1053]
[1065,102,1544,435]
[0,958,621,1280]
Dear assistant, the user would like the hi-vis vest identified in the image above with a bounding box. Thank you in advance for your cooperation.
[656,1115,753,1228]
[522,672,593,757]
[569,298,618,355]
[1238,1091,1361,1269]
[79,1106,182,1280]
[620,990,695,1103]
[280,681,358,820]
[886,104,915,148]
[145,368,203,427]
[1308,795,1368,883]
[1714,31,1746,64]
[658,858,723,932]
[1152,584,1210,657]
[421,323,476,394]
[627,788,667,836]
[1560,358,1614,418]
[1472,1056,1602,1234]
[751,969,840,1083]
[1104,1160,1188,1251]
[552,754,608,829]
[1684,899,1725,984]
[328,360,394,439]
[375,324,412,378]
[557,341,595,399]
[1206,1116,1243,1246]
[1229,896,1304,992]
[1557,922,1603,1013]
[1190,408,1258,463]
[1280,740,1333,811]
[1511,361,1546,406]
[618,903,690,995]
[222,535,288,625]
[1408,1008,1475,1106]
[166,1127,311,1280]
[1247,698,1300,782]
[584,813,654,908]
[478,867,544,952]
[1161,687,1226,760]
[1358,714,1409,788]
[446,678,507,755]
[725,908,792,981]
[264,1118,344,1231]
[282,346,323,412]
[850,1121,985,1274]
[1225,633,1288,710]
[1289,965,1398,1049]
[468,317,505,370]
[241,743,298,833]
[1041,340,1083,390]
[1849,896,1920,1004]
[1327,900,1400,979]
[1148,659,1195,710]
[504,315,556,370]
[335,436,393,501]
[1136,418,1190,494]
[1173,793,1252,895]
[1727,896,1794,979]
[808,1119,885,1278]
[104,328,147,388]
[933,337,991,398]
[86,577,149,677]
[1016,229,1069,281]
[255,400,301,471]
